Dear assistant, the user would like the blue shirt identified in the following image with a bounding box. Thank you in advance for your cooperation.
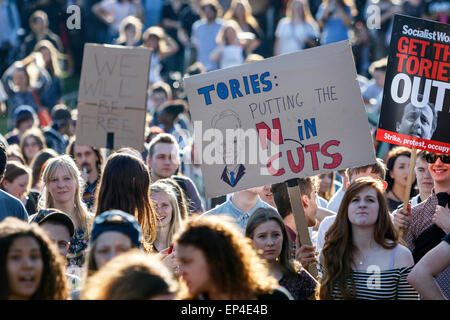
[0,189,28,222]
[202,195,276,232]
[191,19,223,71]
[316,5,351,44]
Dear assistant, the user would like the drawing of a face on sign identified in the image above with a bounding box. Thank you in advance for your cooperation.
[211,110,246,187]
[396,97,438,140]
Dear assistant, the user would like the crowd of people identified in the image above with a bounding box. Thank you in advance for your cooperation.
[0,0,449,301]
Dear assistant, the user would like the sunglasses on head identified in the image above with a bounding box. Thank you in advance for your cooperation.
[425,153,450,164]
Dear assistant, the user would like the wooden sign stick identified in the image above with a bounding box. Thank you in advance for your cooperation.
[286,179,319,279]
[399,148,417,239]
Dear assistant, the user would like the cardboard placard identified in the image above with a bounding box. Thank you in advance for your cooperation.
[76,103,146,151]
[376,15,450,155]
[184,40,376,198]
[76,44,151,151]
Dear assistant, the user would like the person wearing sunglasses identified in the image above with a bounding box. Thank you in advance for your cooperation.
[393,151,450,299]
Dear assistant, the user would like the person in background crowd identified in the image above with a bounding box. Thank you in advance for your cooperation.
[271,177,319,242]
[327,159,386,214]
[94,152,157,250]
[67,138,103,211]
[178,0,202,68]
[43,104,73,155]
[142,0,164,29]
[191,0,224,71]
[5,105,38,146]
[402,0,427,18]
[141,26,179,85]
[0,161,32,212]
[257,184,276,208]
[39,155,93,269]
[246,207,317,300]
[29,208,75,258]
[157,178,191,221]
[408,232,450,300]
[410,150,434,206]
[0,143,28,222]
[81,249,179,300]
[316,0,355,45]
[203,186,275,233]
[317,172,336,204]
[150,181,184,253]
[423,0,450,23]
[361,58,387,113]
[0,0,22,77]
[270,178,320,268]
[20,10,63,59]
[6,144,25,164]
[84,210,143,276]
[385,146,415,213]
[92,0,144,44]
[19,127,46,166]
[367,0,400,60]
[180,140,206,210]
[394,152,450,299]
[33,40,65,111]
[27,148,58,208]
[175,215,292,300]
[115,15,143,47]
[1,58,50,130]
[161,0,190,74]
[0,217,69,299]
[156,100,190,147]
[147,81,172,121]
[319,177,419,300]
[274,0,319,56]
[224,0,262,54]
[147,133,204,214]
[210,19,257,69]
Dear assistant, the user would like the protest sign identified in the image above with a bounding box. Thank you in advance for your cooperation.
[75,43,151,151]
[184,40,376,198]
[376,15,450,155]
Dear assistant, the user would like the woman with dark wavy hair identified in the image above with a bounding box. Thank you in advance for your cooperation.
[0,217,69,300]
[318,177,419,300]
[175,215,292,300]
[94,152,157,250]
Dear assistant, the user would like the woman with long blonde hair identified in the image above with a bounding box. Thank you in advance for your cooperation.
[150,181,184,252]
[224,0,262,52]
[274,0,319,55]
[39,155,93,268]
[33,39,68,111]
[318,177,419,300]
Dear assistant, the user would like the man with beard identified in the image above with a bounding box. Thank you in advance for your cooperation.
[67,138,103,211]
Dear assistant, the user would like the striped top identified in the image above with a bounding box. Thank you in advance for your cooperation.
[331,266,420,300]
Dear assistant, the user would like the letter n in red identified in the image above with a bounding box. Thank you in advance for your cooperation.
[256,118,284,150]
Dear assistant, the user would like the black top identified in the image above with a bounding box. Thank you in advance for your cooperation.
[257,286,293,300]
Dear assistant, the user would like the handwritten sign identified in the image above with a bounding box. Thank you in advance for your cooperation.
[75,44,151,150]
[185,40,376,198]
